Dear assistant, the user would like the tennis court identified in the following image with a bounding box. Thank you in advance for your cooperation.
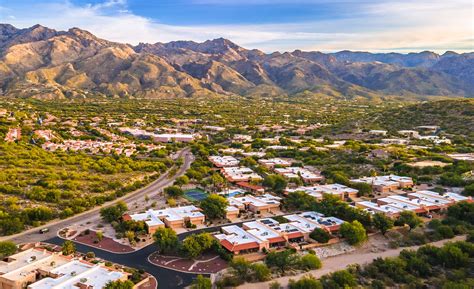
[184,189,209,201]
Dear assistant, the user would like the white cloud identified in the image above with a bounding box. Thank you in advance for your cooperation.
[1,0,472,53]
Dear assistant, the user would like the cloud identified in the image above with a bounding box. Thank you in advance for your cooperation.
[1,0,472,53]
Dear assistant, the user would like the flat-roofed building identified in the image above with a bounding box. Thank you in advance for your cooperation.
[408,191,471,206]
[274,167,323,183]
[258,218,306,244]
[398,130,420,138]
[448,153,474,162]
[376,197,426,214]
[216,211,343,254]
[369,130,387,136]
[356,201,403,217]
[243,221,286,249]
[209,156,240,167]
[0,248,128,289]
[258,158,292,169]
[214,225,262,254]
[350,175,413,193]
[380,195,442,212]
[0,248,70,289]
[283,213,323,234]
[297,212,345,233]
[229,194,281,214]
[285,184,358,200]
[28,260,127,289]
[124,205,205,233]
[236,182,265,194]
[225,206,240,221]
[241,151,266,158]
[152,133,196,143]
[381,138,409,145]
[4,128,21,143]
[221,167,263,183]
[233,134,253,142]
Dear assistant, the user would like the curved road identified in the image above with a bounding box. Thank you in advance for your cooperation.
[46,236,203,289]
[1,148,193,245]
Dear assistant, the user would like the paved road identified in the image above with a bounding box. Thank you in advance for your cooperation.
[46,236,204,289]
[1,147,194,245]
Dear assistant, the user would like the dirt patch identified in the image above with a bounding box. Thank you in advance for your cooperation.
[149,252,227,273]
[408,161,449,168]
[73,230,135,253]
[137,277,158,289]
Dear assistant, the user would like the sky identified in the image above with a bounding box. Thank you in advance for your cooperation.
[0,0,473,53]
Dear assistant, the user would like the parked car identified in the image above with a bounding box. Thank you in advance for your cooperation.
[39,228,50,234]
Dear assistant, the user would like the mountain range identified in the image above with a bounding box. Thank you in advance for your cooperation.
[0,24,472,100]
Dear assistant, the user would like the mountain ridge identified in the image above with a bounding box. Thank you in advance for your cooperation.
[0,24,472,100]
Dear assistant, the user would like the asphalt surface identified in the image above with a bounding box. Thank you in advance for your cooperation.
[46,236,204,289]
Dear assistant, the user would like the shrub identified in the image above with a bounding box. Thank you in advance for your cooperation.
[289,275,322,289]
[299,253,322,270]
[269,281,281,289]
[251,263,271,281]
[340,221,367,245]
[309,228,331,243]
[436,225,455,239]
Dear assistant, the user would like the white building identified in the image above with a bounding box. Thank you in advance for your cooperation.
[221,167,263,182]
[209,156,240,167]
[274,167,323,183]
[258,158,292,168]
[285,184,358,200]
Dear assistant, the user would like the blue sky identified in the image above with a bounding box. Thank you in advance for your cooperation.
[1,0,472,52]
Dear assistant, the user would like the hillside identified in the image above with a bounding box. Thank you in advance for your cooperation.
[0,24,473,99]
[358,99,474,136]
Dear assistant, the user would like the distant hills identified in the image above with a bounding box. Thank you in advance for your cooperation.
[0,24,472,100]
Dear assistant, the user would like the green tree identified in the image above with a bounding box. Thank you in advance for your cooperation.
[182,233,214,259]
[0,241,17,258]
[265,250,299,272]
[437,244,469,268]
[164,186,184,198]
[104,280,134,289]
[210,173,226,191]
[200,194,229,219]
[191,275,212,289]
[230,257,252,282]
[463,183,474,196]
[436,225,455,239]
[125,230,135,245]
[289,275,322,289]
[396,211,422,231]
[373,213,394,235]
[321,269,357,288]
[263,174,288,194]
[96,230,104,242]
[153,227,179,254]
[350,182,372,197]
[283,191,315,211]
[340,221,367,245]
[61,240,76,255]
[309,228,331,243]
[100,202,128,223]
[299,253,322,270]
[174,175,190,187]
[447,201,474,225]
[251,263,271,281]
